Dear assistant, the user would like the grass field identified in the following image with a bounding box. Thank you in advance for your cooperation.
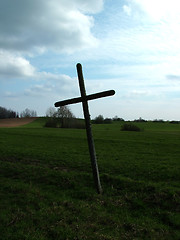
[0,118,179,239]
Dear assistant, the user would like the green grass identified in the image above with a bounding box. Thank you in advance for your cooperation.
[0,119,180,239]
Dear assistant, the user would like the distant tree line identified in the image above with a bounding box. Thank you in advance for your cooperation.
[0,106,19,119]
[92,115,124,124]
[134,117,147,122]
[0,106,37,119]
[134,117,179,124]
[92,115,180,125]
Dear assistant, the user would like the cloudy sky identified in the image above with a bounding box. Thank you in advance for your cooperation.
[0,0,180,120]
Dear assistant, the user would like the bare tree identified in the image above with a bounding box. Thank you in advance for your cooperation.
[56,106,75,128]
[46,107,56,118]
[44,106,85,128]
[56,106,75,119]
[20,108,37,118]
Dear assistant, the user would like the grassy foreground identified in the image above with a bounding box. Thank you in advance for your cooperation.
[0,118,179,239]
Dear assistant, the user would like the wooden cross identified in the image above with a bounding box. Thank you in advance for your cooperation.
[54,63,115,194]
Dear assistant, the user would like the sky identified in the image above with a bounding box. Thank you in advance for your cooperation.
[0,0,180,120]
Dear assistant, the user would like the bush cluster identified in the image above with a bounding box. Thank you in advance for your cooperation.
[44,117,85,129]
[169,121,179,124]
[121,123,141,132]
[45,106,85,129]
[153,119,165,123]
[44,118,59,128]
[61,118,85,129]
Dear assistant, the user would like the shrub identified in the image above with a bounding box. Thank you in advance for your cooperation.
[93,115,104,124]
[121,123,141,132]
[104,118,112,124]
[153,119,165,123]
[169,121,179,124]
[61,118,85,129]
[44,117,85,129]
[93,115,112,124]
[44,118,58,128]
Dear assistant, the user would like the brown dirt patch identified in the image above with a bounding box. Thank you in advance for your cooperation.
[0,117,37,127]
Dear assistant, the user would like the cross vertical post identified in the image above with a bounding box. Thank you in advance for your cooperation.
[55,63,115,194]
[76,63,102,194]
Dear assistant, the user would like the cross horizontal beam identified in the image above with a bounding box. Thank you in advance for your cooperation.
[54,89,115,107]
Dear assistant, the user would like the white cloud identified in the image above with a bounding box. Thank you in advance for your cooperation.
[127,90,151,98]
[0,0,101,54]
[1,0,180,120]
[80,0,180,88]
[62,0,103,14]
[24,84,53,97]
[3,71,77,101]
[0,51,35,78]
[166,75,180,81]
[123,5,132,16]
[133,0,180,22]
[4,91,18,98]
[1,70,80,116]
